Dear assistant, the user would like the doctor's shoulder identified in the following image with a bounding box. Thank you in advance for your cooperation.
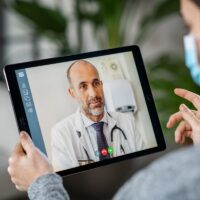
[51,113,76,139]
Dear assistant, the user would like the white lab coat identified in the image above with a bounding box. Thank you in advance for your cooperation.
[51,109,146,171]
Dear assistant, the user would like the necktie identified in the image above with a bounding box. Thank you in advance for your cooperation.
[92,122,110,160]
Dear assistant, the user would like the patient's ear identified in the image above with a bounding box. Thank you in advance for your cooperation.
[68,88,75,98]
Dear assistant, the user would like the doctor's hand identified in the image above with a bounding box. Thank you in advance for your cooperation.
[167,88,200,145]
[7,131,53,191]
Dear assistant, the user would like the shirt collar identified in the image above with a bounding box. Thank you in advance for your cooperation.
[81,111,108,128]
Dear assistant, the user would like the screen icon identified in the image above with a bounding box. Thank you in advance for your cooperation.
[27,108,33,113]
[22,83,27,89]
[95,150,100,157]
[24,96,31,101]
[25,102,32,107]
[18,72,24,78]
[101,148,108,156]
[22,89,29,95]
[108,147,113,155]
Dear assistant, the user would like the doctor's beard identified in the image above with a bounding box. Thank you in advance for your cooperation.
[88,106,104,116]
[83,97,105,117]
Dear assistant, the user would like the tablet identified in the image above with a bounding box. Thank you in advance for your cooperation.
[4,45,165,176]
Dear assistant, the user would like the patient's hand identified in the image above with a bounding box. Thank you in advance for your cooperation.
[167,88,200,145]
[8,131,54,191]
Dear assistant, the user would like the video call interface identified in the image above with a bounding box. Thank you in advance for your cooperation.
[15,51,158,172]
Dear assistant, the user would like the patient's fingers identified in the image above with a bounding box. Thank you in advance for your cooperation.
[179,104,199,129]
[174,88,200,110]
[167,112,183,128]
[175,121,191,144]
[167,109,200,128]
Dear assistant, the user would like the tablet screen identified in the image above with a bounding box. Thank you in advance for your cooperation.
[5,46,165,175]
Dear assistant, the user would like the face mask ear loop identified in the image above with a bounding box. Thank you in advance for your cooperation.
[195,34,200,63]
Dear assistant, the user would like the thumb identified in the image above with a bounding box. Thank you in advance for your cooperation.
[20,131,35,155]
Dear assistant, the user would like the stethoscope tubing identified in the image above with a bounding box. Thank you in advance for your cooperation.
[76,112,128,161]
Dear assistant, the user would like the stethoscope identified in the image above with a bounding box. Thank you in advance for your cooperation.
[76,112,128,164]
[111,125,127,154]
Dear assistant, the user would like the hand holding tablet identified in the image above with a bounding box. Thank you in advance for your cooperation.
[8,131,54,191]
[4,45,165,176]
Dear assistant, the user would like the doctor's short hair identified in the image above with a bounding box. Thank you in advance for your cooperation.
[66,60,99,87]
[67,60,79,86]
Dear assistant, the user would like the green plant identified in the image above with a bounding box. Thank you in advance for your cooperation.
[11,0,71,54]
[148,55,200,139]
[136,0,180,43]
[78,0,131,48]
[2,0,199,141]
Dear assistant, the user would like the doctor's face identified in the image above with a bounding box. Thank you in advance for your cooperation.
[68,60,105,119]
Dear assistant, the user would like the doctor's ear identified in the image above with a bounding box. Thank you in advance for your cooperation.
[68,88,75,98]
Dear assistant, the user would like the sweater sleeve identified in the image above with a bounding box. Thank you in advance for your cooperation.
[28,173,70,200]
[113,145,200,200]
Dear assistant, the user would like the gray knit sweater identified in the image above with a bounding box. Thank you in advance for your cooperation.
[28,145,200,200]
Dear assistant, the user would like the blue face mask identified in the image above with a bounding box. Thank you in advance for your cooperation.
[184,34,200,86]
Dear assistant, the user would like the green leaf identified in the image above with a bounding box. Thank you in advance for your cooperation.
[146,55,200,139]
[78,0,126,47]
[152,0,179,20]
[136,0,180,43]
[12,0,67,34]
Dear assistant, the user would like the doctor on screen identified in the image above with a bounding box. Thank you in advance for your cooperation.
[51,60,146,171]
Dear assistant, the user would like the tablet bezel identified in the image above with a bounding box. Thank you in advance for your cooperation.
[4,45,166,176]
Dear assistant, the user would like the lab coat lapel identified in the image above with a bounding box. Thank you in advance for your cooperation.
[75,108,96,161]
[107,112,117,137]
[75,108,84,133]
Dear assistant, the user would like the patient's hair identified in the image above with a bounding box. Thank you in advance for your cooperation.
[194,0,200,6]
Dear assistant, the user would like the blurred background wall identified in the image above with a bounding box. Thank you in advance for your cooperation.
[0,0,200,199]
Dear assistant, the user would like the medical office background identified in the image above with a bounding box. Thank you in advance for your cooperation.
[27,52,157,162]
[0,0,200,200]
